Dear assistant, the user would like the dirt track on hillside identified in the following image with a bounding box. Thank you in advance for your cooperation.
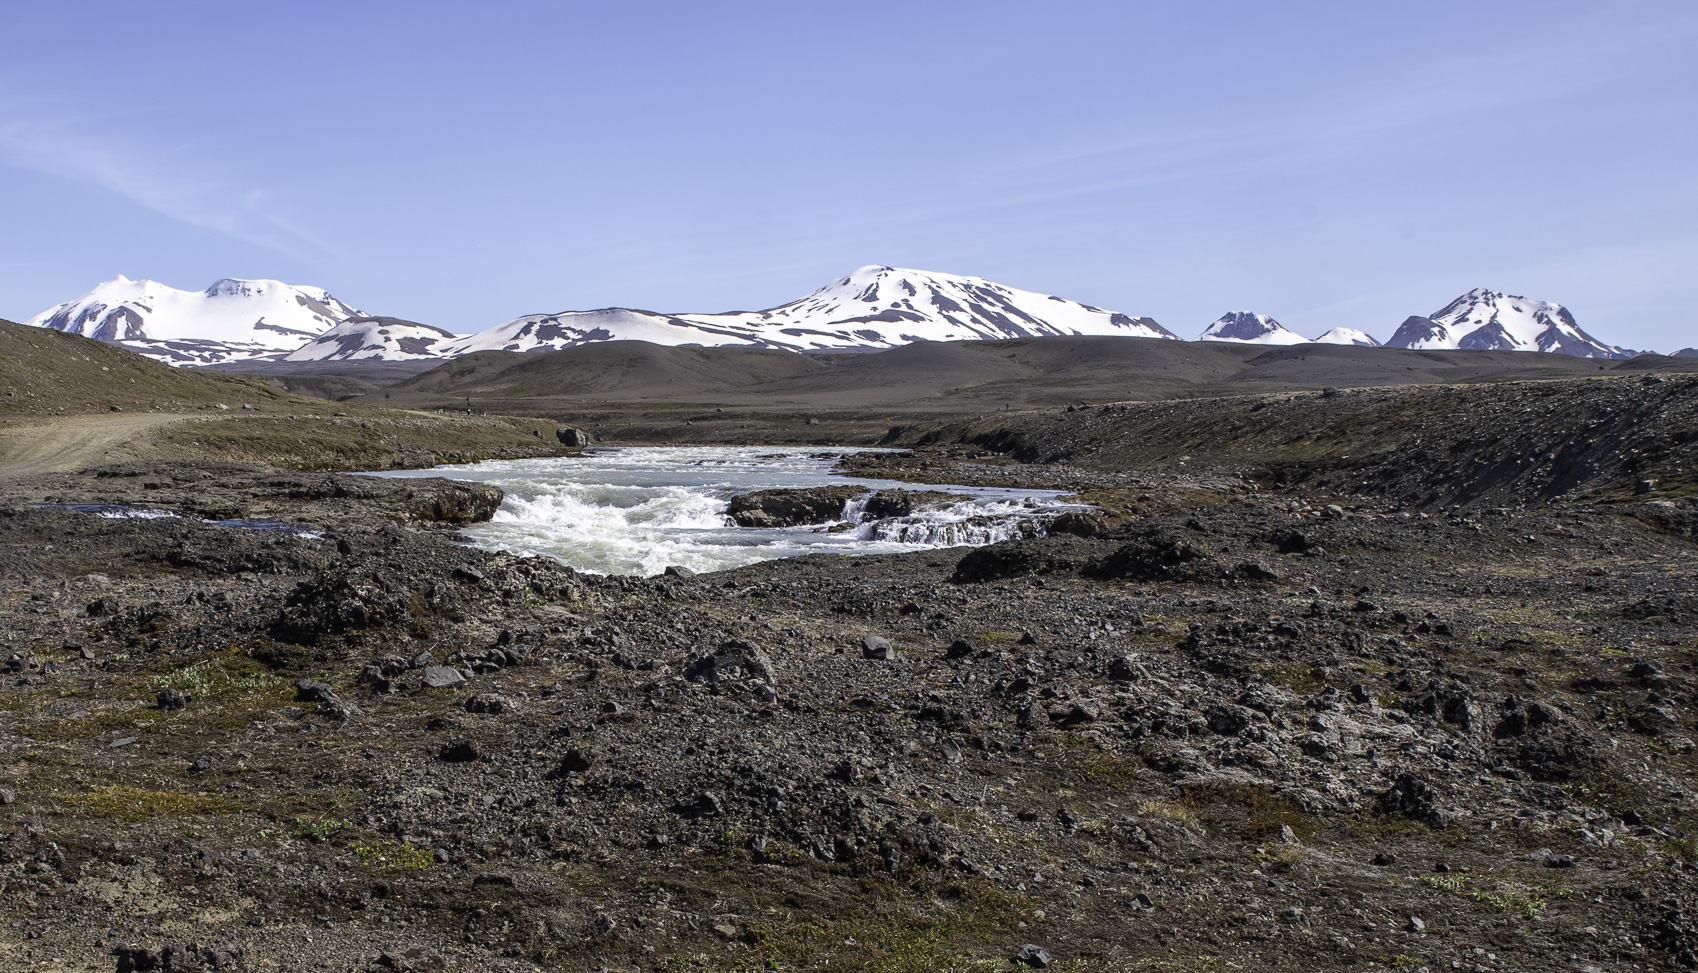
[0,413,188,473]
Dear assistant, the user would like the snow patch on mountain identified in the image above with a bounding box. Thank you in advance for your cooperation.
[1197,311,1310,345]
[1313,327,1380,347]
[1384,289,1630,359]
[284,317,460,362]
[28,277,365,365]
[444,266,1177,356]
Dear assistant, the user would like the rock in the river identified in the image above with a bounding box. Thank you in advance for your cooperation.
[864,489,970,518]
[727,486,869,528]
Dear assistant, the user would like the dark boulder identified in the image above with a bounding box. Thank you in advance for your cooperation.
[1046,511,1108,537]
[863,489,970,519]
[727,486,870,528]
[682,640,778,685]
[953,535,1099,582]
[555,426,592,447]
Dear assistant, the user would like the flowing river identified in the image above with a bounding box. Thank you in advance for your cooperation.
[370,446,1086,576]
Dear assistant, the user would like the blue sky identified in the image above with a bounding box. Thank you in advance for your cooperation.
[3,1,1696,349]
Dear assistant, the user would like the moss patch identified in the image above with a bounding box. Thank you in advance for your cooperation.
[59,785,243,822]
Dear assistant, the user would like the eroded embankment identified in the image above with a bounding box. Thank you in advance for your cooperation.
[880,374,1698,509]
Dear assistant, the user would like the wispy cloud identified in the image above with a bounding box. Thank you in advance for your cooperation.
[0,94,348,265]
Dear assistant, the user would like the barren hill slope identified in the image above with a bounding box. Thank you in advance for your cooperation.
[356,334,1697,415]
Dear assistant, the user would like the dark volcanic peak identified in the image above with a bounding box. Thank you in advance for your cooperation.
[1385,288,1632,359]
[1196,311,1309,345]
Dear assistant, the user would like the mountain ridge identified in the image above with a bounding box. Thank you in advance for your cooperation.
[26,271,1654,365]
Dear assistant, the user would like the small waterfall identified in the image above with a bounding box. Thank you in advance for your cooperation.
[867,514,1043,546]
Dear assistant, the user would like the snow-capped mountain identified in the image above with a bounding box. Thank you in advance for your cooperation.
[1196,311,1310,346]
[1384,289,1631,359]
[283,316,459,362]
[1314,327,1380,347]
[1675,348,1698,359]
[441,265,1176,356]
[28,277,365,365]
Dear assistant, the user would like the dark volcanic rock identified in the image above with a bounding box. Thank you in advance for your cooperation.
[682,640,778,685]
[727,486,869,527]
[952,535,1100,582]
[863,489,970,518]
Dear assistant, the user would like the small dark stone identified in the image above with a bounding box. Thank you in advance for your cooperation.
[861,635,895,660]
[675,790,723,818]
[189,755,223,774]
[155,689,189,712]
[463,693,517,715]
[662,565,695,578]
[1014,943,1052,968]
[1545,854,1575,868]
[945,639,974,660]
[420,666,466,689]
[438,738,480,763]
[1108,654,1144,681]
[1236,560,1280,581]
[293,679,337,704]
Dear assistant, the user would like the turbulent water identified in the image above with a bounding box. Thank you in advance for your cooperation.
[371,446,1086,576]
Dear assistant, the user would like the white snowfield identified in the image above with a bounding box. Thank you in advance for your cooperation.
[438,265,1178,357]
[27,277,365,365]
[1383,288,1631,359]
[1197,311,1311,345]
[283,317,460,362]
[1313,327,1380,347]
[26,271,1644,365]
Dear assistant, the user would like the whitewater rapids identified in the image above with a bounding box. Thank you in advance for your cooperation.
[370,446,1087,576]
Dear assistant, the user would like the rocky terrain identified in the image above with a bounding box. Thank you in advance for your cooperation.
[1,330,1697,972]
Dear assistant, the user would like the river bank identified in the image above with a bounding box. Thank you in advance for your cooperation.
[1,431,1695,971]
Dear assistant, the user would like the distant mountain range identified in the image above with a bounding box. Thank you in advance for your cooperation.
[26,269,1657,366]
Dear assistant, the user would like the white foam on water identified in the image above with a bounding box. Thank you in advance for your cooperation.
[368,446,1086,576]
[99,508,179,520]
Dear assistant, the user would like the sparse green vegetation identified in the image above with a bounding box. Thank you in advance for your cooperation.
[59,785,242,822]
[354,840,435,870]
[1420,874,1558,918]
[1180,781,1317,842]
[149,652,289,702]
[294,817,352,842]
